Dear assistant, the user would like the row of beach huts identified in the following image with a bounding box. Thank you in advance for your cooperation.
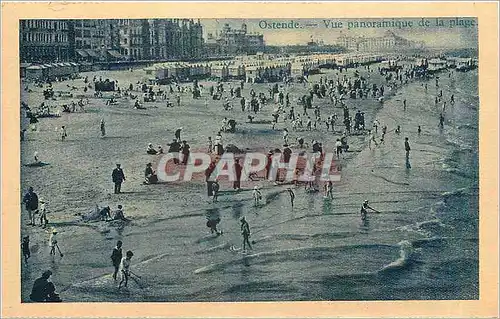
[20,62,106,81]
[21,54,477,83]
[143,53,386,84]
[424,57,477,73]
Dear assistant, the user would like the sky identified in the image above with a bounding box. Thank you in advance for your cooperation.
[200,18,478,49]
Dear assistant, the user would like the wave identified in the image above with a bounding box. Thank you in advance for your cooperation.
[441,187,469,198]
[194,244,396,275]
[445,137,474,152]
[378,240,413,273]
[457,123,478,131]
[249,231,358,244]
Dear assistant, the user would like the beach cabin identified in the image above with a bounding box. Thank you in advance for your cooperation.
[245,65,262,83]
[50,63,77,80]
[291,62,306,77]
[455,58,476,72]
[228,64,245,79]
[20,63,32,79]
[78,62,93,72]
[25,65,46,81]
[427,58,448,73]
[211,64,229,80]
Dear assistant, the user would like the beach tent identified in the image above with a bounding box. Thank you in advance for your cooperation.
[245,65,262,83]
[211,64,229,79]
[20,63,32,78]
[26,65,45,81]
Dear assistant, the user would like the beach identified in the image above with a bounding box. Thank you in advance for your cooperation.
[20,63,479,302]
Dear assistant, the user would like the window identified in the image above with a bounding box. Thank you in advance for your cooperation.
[124,38,127,44]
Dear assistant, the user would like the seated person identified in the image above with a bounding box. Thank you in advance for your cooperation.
[146,143,158,155]
[340,135,349,151]
[144,163,158,184]
[112,205,130,222]
[227,119,237,132]
[99,206,111,221]
[134,100,146,109]
[106,97,116,105]
[206,217,222,235]
[30,270,61,302]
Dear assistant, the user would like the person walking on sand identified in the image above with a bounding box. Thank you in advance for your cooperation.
[175,127,182,142]
[380,126,387,144]
[324,181,333,199]
[38,198,48,228]
[282,128,289,145]
[118,250,134,289]
[253,186,262,206]
[100,119,106,137]
[23,187,39,226]
[369,130,378,150]
[112,164,126,194]
[212,180,220,203]
[335,138,343,159]
[287,188,295,208]
[48,229,58,256]
[181,140,190,165]
[405,137,411,169]
[22,235,31,265]
[240,217,252,251]
[439,113,445,128]
[207,137,213,154]
[111,240,123,281]
[234,159,242,191]
[60,126,67,141]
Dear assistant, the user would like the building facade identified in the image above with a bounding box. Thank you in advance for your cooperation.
[20,19,209,63]
[19,19,73,63]
[73,19,122,62]
[159,19,204,60]
[337,31,425,52]
[214,23,265,56]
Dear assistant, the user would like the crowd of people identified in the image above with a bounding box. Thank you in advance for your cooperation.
[20,57,456,300]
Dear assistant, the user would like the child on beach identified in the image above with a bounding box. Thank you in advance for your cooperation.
[49,229,58,256]
[60,126,67,141]
[253,186,262,206]
[22,236,30,265]
[39,199,48,228]
[118,251,134,289]
[207,137,213,154]
[287,188,295,208]
[324,181,333,199]
[212,180,220,203]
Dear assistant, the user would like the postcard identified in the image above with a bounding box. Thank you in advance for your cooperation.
[1,1,498,318]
